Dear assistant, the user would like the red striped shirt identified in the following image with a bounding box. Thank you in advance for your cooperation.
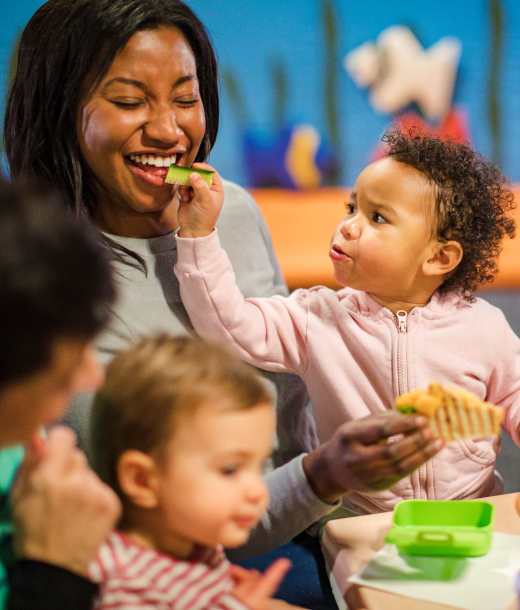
[88,531,250,610]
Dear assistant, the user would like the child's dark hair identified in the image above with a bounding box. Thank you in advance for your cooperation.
[91,335,272,502]
[0,178,114,389]
[383,127,516,297]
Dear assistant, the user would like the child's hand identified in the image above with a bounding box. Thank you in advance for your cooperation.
[302,412,444,504]
[231,558,291,610]
[11,427,121,576]
[177,163,224,238]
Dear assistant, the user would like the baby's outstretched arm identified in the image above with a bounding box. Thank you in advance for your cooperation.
[177,163,224,238]
[175,162,309,372]
[175,214,311,375]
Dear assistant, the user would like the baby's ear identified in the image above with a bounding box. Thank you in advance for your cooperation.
[117,450,159,509]
[423,241,463,277]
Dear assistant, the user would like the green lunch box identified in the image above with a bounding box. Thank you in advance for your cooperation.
[384,499,495,557]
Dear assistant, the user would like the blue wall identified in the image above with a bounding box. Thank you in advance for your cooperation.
[1,0,519,186]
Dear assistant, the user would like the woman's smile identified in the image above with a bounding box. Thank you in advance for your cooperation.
[127,151,183,186]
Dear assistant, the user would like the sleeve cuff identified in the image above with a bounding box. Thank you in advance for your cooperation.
[292,454,342,510]
[7,559,98,610]
[175,227,221,272]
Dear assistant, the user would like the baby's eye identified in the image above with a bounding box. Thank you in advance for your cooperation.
[345,202,355,215]
[221,465,238,476]
[373,212,387,224]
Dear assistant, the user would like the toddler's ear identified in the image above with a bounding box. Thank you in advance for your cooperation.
[117,450,159,509]
[423,241,463,277]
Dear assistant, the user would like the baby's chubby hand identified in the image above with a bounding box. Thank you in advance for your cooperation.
[177,163,224,238]
[231,559,292,610]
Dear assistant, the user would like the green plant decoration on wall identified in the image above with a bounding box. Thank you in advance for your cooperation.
[221,68,249,128]
[270,57,288,131]
[221,0,340,189]
[322,0,341,184]
[489,0,503,167]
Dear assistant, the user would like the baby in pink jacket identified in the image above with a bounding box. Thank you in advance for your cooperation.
[174,128,519,514]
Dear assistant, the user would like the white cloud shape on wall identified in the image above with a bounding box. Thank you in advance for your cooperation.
[345,25,461,121]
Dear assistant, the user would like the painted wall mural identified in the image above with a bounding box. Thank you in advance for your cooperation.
[0,0,517,187]
[220,0,340,189]
[345,25,470,161]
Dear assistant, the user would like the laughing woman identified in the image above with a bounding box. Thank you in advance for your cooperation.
[4,0,440,588]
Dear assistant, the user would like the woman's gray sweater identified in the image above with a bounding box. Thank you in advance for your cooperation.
[65,180,338,557]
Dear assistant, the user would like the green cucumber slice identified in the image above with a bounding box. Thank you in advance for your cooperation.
[396,405,417,415]
[165,165,214,187]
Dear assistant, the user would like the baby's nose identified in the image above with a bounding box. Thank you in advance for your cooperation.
[246,474,269,506]
[341,217,360,239]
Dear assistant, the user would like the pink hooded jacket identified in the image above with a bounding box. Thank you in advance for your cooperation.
[175,230,520,513]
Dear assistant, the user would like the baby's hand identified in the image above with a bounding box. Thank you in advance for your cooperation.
[231,558,291,610]
[177,163,224,238]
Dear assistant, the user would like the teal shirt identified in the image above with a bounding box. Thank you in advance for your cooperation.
[0,447,24,609]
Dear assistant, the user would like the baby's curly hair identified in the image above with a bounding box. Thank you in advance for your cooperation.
[383,127,516,298]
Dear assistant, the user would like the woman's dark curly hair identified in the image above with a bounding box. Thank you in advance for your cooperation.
[383,127,516,298]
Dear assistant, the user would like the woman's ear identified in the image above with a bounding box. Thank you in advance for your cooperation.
[117,450,159,509]
[423,241,463,277]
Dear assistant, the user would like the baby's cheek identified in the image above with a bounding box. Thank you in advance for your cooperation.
[257,491,269,519]
[359,246,387,272]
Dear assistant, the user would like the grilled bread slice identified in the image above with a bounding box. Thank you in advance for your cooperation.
[395,381,504,441]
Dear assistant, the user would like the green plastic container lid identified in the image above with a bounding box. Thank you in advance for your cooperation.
[385,499,495,557]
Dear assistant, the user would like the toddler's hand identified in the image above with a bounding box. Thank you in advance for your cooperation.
[177,163,224,238]
[302,411,444,504]
[231,558,291,610]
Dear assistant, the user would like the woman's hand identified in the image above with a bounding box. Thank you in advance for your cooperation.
[11,427,121,576]
[177,163,225,238]
[231,558,292,610]
[302,412,444,504]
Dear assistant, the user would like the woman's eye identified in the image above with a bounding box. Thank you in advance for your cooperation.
[175,97,199,107]
[111,100,143,110]
[373,212,387,224]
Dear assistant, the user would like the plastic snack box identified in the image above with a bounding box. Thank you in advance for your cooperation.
[384,499,495,557]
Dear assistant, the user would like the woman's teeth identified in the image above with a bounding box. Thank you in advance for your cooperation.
[129,154,177,167]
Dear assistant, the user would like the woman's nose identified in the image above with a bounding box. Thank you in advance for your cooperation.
[144,104,183,144]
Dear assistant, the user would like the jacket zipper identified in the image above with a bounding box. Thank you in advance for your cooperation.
[395,310,407,396]
[394,310,427,499]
